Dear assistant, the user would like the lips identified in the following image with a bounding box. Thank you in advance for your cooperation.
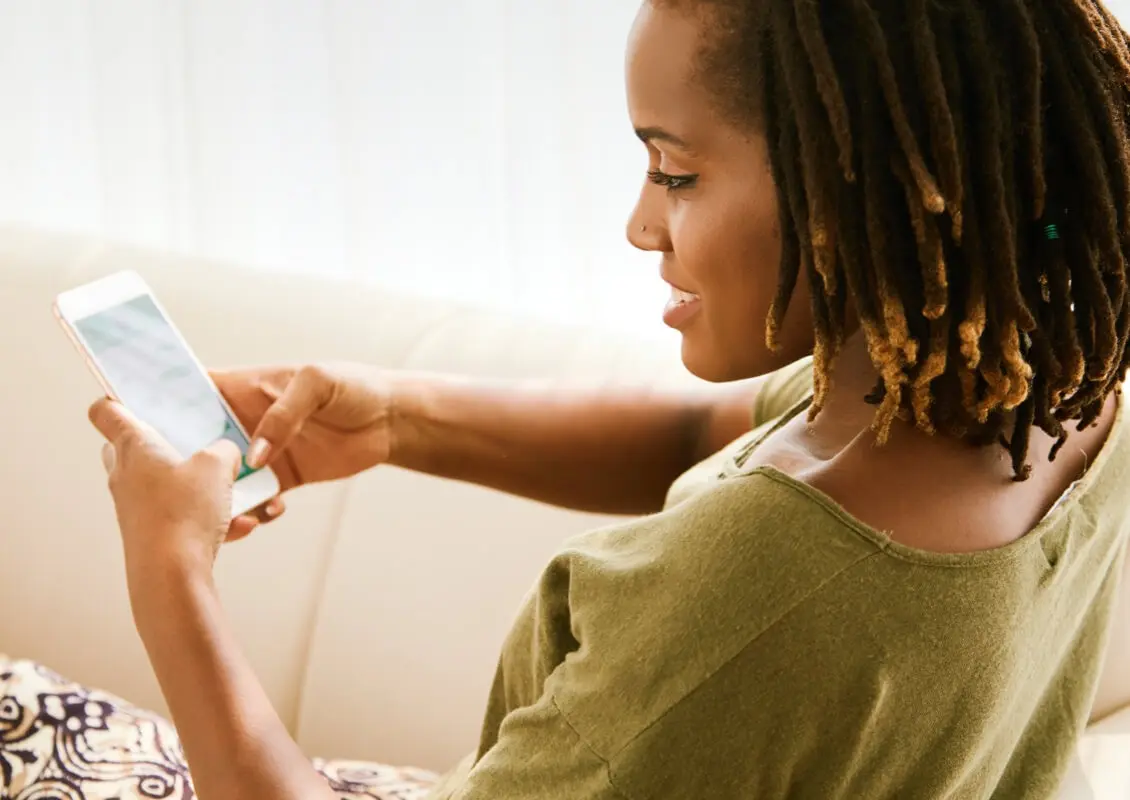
[661,268,699,299]
[662,280,703,329]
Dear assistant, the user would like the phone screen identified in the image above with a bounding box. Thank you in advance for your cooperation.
[74,295,256,479]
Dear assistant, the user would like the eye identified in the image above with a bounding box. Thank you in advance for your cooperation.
[647,168,699,192]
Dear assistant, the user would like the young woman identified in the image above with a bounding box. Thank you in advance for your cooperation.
[4,0,1130,797]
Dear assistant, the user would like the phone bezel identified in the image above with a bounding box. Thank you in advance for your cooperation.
[53,270,280,516]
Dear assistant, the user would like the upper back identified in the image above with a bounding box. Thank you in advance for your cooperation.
[755,390,1120,556]
[669,358,1130,726]
[659,375,1130,794]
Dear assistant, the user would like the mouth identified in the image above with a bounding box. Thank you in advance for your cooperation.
[662,282,702,329]
[668,285,700,305]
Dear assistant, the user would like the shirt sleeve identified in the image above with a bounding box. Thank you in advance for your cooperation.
[434,690,629,799]
[751,356,815,428]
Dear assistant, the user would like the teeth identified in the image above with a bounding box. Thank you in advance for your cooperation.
[671,287,700,304]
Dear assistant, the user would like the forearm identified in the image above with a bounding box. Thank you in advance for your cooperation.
[389,374,715,515]
[129,561,336,800]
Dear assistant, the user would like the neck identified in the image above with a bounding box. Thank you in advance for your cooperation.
[810,330,1116,470]
[821,330,880,413]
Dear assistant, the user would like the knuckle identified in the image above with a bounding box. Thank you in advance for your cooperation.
[264,404,299,434]
[298,363,330,387]
[198,447,229,469]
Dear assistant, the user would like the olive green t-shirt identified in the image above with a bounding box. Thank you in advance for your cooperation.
[427,360,1130,799]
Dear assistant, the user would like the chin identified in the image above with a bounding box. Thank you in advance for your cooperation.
[679,328,807,383]
[679,335,746,383]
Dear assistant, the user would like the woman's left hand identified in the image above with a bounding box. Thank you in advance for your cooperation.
[88,398,261,589]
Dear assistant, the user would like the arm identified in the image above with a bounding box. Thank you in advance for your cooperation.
[89,400,338,800]
[131,561,336,800]
[390,373,765,516]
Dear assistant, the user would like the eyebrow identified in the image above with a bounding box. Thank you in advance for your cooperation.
[634,126,693,151]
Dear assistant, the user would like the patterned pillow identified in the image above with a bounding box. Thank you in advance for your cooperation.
[0,655,437,799]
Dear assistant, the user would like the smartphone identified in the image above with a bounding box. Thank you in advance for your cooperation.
[53,270,280,516]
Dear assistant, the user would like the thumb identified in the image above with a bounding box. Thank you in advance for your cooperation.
[246,365,333,468]
[194,437,245,481]
[89,398,170,458]
[89,397,145,448]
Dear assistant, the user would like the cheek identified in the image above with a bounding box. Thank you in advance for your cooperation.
[671,193,782,319]
[670,187,815,378]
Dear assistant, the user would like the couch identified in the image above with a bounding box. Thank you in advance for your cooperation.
[0,225,1126,797]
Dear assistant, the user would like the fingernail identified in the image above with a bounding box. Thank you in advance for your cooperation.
[247,438,271,469]
[266,497,284,517]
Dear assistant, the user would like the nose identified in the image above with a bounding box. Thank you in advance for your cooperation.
[627,196,665,252]
[627,221,655,251]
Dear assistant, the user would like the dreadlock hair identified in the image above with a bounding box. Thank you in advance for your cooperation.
[684,0,1130,480]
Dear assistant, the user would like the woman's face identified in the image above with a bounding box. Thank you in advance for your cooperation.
[625,2,814,382]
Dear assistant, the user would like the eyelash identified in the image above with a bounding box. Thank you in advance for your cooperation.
[647,168,699,192]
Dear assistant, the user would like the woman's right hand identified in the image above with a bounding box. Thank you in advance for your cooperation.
[213,363,395,495]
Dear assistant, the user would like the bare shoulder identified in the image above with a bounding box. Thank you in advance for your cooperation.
[747,394,1119,555]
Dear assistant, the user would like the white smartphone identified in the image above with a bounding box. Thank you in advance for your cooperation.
[53,270,280,516]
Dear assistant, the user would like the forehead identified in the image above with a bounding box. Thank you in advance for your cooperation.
[626,5,717,132]
[626,2,760,151]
